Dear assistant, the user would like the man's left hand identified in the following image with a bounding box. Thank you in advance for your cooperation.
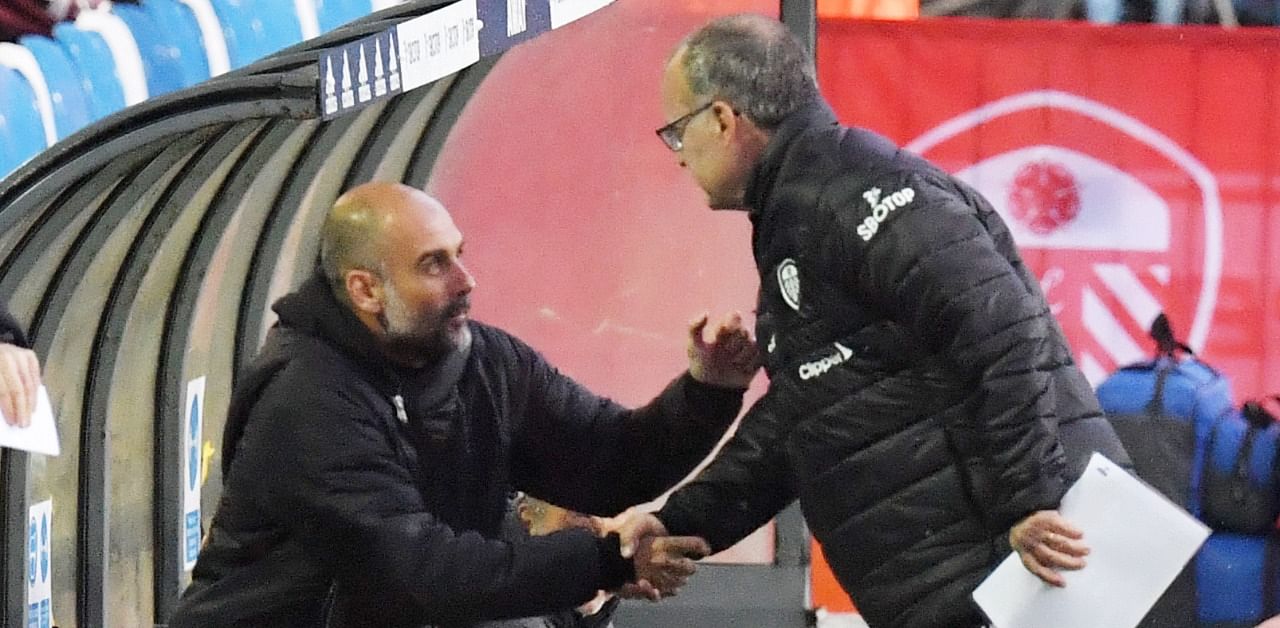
[1009,510,1089,587]
[687,312,759,390]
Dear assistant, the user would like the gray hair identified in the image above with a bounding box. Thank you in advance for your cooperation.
[678,14,819,129]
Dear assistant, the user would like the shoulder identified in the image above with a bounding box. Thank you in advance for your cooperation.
[468,321,550,371]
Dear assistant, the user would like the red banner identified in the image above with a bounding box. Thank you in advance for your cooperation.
[819,17,1280,402]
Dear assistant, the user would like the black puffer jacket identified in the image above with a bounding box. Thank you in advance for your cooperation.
[169,272,744,628]
[659,103,1129,628]
[0,305,27,347]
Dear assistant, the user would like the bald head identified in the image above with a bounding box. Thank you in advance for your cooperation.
[319,182,475,365]
[320,182,448,302]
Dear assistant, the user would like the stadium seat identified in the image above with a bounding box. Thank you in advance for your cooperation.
[53,22,128,120]
[0,66,48,180]
[314,0,370,33]
[206,0,304,69]
[0,42,60,147]
[17,35,92,140]
[73,10,150,106]
[130,0,212,88]
[112,2,189,95]
[172,0,231,78]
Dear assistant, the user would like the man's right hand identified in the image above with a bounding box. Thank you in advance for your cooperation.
[0,342,40,428]
[603,508,710,601]
[1009,509,1089,587]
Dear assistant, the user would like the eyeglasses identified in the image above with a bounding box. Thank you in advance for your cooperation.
[655,101,715,152]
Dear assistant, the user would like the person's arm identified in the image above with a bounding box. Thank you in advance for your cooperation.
[653,391,797,553]
[509,314,753,517]
[834,173,1082,579]
[235,376,637,625]
[0,306,40,428]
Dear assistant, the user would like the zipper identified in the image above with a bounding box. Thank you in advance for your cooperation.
[393,393,408,424]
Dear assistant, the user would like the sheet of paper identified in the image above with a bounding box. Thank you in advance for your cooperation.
[0,386,60,456]
[973,452,1209,628]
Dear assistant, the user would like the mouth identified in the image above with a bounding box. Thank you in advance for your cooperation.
[446,300,470,325]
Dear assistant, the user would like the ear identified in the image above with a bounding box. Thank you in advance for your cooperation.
[345,269,383,315]
[712,101,737,134]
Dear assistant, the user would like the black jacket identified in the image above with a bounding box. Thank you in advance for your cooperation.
[169,272,744,628]
[0,305,27,347]
[659,103,1129,628]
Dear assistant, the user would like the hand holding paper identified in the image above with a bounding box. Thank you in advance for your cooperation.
[0,385,60,456]
[974,453,1209,628]
[1008,509,1090,587]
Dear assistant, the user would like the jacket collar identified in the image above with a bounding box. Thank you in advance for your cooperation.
[743,100,839,216]
[273,269,473,388]
[272,269,394,373]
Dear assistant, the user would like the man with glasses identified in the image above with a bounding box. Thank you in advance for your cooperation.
[629,13,1130,628]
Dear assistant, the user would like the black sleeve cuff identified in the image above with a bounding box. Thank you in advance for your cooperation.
[680,372,747,418]
[595,533,635,590]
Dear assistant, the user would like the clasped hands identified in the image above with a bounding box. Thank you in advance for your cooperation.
[597,507,709,602]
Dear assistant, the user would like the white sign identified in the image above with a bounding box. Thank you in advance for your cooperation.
[548,0,614,29]
[182,376,206,571]
[396,0,481,92]
[0,385,60,457]
[27,499,52,628]
[507,0,526,36]
[974,453,1210,628]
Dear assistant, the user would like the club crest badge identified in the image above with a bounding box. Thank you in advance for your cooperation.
[777,258,801,312]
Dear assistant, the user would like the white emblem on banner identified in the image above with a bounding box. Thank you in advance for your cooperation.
[906,90,1223,384]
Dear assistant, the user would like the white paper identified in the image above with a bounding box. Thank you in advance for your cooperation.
[0,386,60,456]
[973,452,1209,628]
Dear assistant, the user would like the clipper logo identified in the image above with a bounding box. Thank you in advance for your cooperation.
[776,259,801,311]
[798,342,854,380]
[905,90,1222,385]
[856,187,916,241]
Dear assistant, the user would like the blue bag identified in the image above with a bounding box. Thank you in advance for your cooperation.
[1201,398,1280,535]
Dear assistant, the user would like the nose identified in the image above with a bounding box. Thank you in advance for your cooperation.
[452,259,477,294]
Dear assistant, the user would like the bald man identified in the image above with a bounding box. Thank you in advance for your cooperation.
[170,183,759,628]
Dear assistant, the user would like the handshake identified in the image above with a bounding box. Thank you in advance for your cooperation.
[597,507,710,602]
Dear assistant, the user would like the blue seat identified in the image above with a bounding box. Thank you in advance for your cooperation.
[315,0,370,33]
[0,67,48,181]
[136,0,211,87]
[18,35,93,140]
[112,2,188,96]
[206,0,303,68]
[53,22,127,121]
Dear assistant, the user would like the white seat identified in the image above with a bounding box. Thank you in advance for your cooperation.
[296,0,321,39]
[0,43,59,147]
[178,0,232,76]
[75,9,149,105]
